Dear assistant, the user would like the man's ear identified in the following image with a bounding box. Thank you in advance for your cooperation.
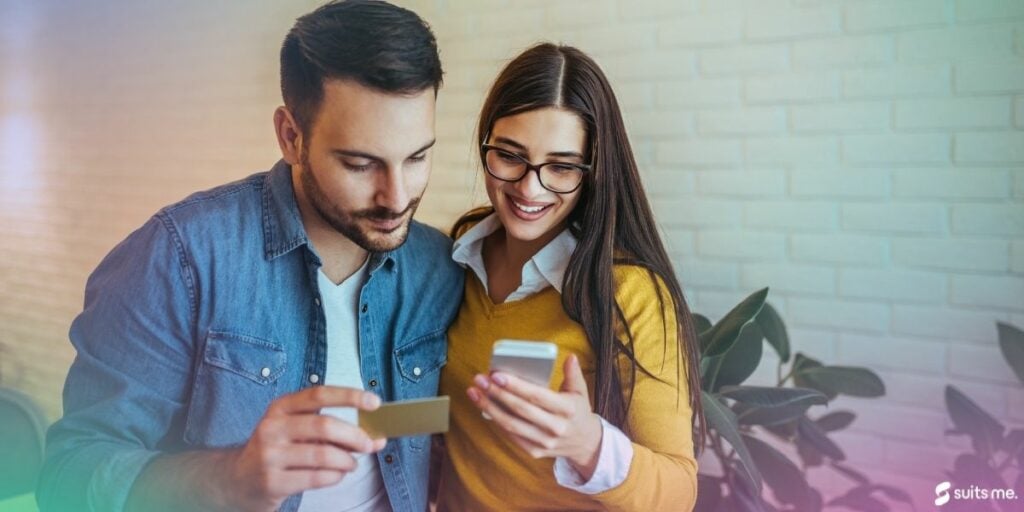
[274,107,303,165]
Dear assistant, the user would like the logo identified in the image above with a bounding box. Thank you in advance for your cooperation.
[934,481,1019,507]
[935,481,951,506]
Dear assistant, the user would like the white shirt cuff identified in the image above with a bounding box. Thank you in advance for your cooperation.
[552,417,633,494]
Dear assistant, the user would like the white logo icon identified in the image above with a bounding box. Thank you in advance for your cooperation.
[935,481,951,506]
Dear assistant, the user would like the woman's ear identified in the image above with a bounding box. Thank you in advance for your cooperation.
[274,107,303,165]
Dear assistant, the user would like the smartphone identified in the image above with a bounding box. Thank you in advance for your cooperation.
[489,339,558,387]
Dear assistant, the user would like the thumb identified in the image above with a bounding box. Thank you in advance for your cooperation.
[559,354,589,396]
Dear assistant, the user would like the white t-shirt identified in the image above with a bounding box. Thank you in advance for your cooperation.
[297,259,390,512]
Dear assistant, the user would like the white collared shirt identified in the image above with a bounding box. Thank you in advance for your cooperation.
[451,212,633,494]
[451,213,577,302]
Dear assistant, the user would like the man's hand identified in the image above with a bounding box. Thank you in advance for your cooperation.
[221,386,387,511]
[126,386,386,512]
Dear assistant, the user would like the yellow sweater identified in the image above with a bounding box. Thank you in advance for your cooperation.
[437,264,698,511]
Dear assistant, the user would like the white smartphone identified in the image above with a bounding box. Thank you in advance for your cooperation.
[489,339,558,387]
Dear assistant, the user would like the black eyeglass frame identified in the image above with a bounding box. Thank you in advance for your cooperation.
[480,143,592,194]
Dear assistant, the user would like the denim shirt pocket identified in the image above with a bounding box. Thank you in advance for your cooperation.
[395,328,447,387]
[394,328,447,451]
[184,330,287,447]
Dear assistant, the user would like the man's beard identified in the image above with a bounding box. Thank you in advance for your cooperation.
[300,152,420,253]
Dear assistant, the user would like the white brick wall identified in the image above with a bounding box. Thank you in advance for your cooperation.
[1,0,1022,510]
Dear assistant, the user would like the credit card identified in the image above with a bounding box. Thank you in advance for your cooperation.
[358,396,449,439]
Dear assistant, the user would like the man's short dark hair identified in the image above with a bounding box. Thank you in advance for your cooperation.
[280,0,443,133]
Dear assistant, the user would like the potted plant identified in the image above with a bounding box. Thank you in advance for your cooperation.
[695,288,914,511]
[941,322,1023,512]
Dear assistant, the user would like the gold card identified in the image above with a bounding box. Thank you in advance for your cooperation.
[358,396,450,439]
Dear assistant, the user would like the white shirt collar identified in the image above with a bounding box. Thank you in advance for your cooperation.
[451,213,577,301]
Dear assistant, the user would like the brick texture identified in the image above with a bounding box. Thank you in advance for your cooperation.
[1,1,1022,510]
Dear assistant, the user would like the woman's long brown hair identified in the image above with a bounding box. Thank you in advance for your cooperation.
[452,43,706,450]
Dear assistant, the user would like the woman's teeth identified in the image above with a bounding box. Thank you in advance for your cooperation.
[512,200,548,213]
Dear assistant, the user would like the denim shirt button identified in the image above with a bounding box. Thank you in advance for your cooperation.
[308,373,320,384]
[413,367,422,376]
[385,454,394,464]
[361,304,368,314]
[260,367,271,378]
[369,379,378,387]
[314,297,321,307]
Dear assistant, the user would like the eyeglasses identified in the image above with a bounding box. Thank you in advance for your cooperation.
[481,144,591,194]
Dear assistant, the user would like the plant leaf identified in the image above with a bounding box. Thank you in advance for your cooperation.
[830,462,869,485]
[870,485,915,507]
[826,485,890,512]
[791,353,829,396]
[951,453,1004,491]
[727,461,768,512]
[815,411,856,432]
[708,323,765,392]
[1002,428,1024,456]
[756,302,790,363]
[736,404,814,427]
[797,416,845,461]
[762,420,798,441]
[793,352,823,372]
[693,313,713,336]
[945,385,1004,458]
[806,489,824,512]
[742,434,811,509]
[795,366,885,398]
[703,288,770,358]
[696,313,715,355]
[720,386,828,409]
[796,436,824,468]
[702,391,762,492]
[695,474,723,512]
[997,322,1024,386]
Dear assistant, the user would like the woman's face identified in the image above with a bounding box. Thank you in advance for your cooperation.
[484,107,587,245]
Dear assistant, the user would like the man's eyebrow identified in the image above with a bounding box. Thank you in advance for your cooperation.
[408,139,436,158]
[331,149,383,162]
[329,139,437,162]
[493,136,582,159]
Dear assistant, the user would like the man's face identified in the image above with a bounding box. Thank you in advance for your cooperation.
[296,79,435,252]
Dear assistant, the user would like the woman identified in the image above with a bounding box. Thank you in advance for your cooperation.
[437,43,705,511]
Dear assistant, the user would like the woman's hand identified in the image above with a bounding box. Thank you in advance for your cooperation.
[467,354,604,480]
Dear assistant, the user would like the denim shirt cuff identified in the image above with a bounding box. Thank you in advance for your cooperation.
[88,448,160,512]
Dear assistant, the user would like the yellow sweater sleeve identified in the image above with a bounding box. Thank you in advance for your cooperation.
[591,265,699,512]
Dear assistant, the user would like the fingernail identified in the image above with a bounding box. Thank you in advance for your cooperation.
[491,373,508,387]
[467,388,480,402]
[364,393,380,409]
[473,375,490,390]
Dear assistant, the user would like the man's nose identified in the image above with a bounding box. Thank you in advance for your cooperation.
[377,167,410,213]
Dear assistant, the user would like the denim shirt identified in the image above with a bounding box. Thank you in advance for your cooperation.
[37,160,465,512]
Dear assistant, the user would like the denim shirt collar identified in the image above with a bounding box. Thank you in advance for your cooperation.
[261,159,395,273]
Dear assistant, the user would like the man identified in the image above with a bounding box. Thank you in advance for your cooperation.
[36,2,463,511]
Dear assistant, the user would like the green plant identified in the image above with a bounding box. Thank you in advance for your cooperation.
[942,322,1024,512]
[695,288,914,512]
